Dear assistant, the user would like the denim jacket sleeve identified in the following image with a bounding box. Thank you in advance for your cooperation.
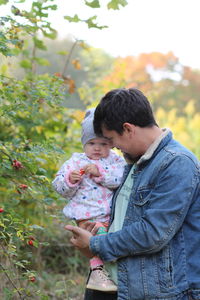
[90,153,200,262]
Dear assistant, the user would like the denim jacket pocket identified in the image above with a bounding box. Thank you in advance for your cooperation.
[129,187,151,221]
[133,187,151,206]
[155,244,174,291]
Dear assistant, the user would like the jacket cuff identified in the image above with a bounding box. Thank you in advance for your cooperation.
[90,234,118,262]
[92,162,105,183]
[65,171,80,187]
[90,235,101,256]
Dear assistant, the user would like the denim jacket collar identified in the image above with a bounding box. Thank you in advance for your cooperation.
[123,129,172,177]
[137,128,172,166]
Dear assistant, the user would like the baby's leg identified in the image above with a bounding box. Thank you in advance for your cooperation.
[89,221,108,269]
[79,220,117,291]
[95,222,108,235]
[77,220,107,268]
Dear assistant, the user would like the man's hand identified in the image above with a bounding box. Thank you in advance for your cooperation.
[65,225,94,258]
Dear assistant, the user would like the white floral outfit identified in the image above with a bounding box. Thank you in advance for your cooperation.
[52,150,125,222]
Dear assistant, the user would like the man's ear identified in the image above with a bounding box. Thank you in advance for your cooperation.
[123,123,135,134]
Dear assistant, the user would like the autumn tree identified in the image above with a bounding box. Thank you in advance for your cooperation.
[99,51,200,157]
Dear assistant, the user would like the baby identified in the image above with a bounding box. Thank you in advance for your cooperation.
[52,108,125,292]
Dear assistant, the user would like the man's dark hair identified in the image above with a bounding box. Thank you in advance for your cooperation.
[94,88,157,135]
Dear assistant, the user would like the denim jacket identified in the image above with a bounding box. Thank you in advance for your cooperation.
[90,131,200,300]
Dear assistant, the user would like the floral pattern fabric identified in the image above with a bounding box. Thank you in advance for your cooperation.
[52,151,125,222]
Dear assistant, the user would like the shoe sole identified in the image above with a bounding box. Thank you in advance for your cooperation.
[86,284,117,292]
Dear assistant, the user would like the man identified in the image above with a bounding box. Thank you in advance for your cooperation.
[66,88,200,300]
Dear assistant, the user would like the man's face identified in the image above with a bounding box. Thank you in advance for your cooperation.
[102,125,142,162]
[102,127,131,154]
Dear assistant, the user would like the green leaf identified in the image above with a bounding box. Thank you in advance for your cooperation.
[40,242,49,246]
[42,28,57,39]
[43,4,57,11]
[40,295,49,300]
[11,5,21,16]
[85,0,100,8]
[32,1,42,10]
[1,64,7,74]
[37,168,47,175]
[29,224,44,230]
[107,0,128,10]
[2,288,13,298]
[34,57,50,66]
[64,14,81,23]
[20,59,32,69]
[14,261,26,268]
[86,16,108,29]
[10,48,21,56]
[0,0,9,5]
[57,51,69,56]
[33,37,47,50]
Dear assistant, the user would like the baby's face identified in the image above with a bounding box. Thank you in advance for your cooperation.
[84,138,111,160]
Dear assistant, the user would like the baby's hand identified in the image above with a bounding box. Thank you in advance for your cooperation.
[69,170,82,184]
[84,164,100,177]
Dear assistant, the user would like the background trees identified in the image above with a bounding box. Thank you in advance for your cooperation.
[99,52,200,155]
[0,0,199,299]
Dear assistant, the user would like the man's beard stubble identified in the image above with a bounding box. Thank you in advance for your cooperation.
[123,152,141,164]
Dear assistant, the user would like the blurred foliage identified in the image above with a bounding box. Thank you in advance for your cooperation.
[0,37,114,109]
[99,52,200,156]
[0,0,127,299]
[0,0,199,299]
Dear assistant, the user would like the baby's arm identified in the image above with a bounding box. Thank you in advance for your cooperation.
[52,155,82,198]
[69,170,82,184]
[92,153,126,189]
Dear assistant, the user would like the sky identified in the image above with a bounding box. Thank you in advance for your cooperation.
[1,0,200,69]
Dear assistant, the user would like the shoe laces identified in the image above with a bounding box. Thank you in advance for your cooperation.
[95,267,112,282]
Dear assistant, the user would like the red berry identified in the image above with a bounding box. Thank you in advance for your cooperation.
[79,168,85,175]
[29,276,36,282]
[0,208,4,213]
[19,184,28,189]
[54,72,61,77]
[12,160,24,170]
[28,240,34,246]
